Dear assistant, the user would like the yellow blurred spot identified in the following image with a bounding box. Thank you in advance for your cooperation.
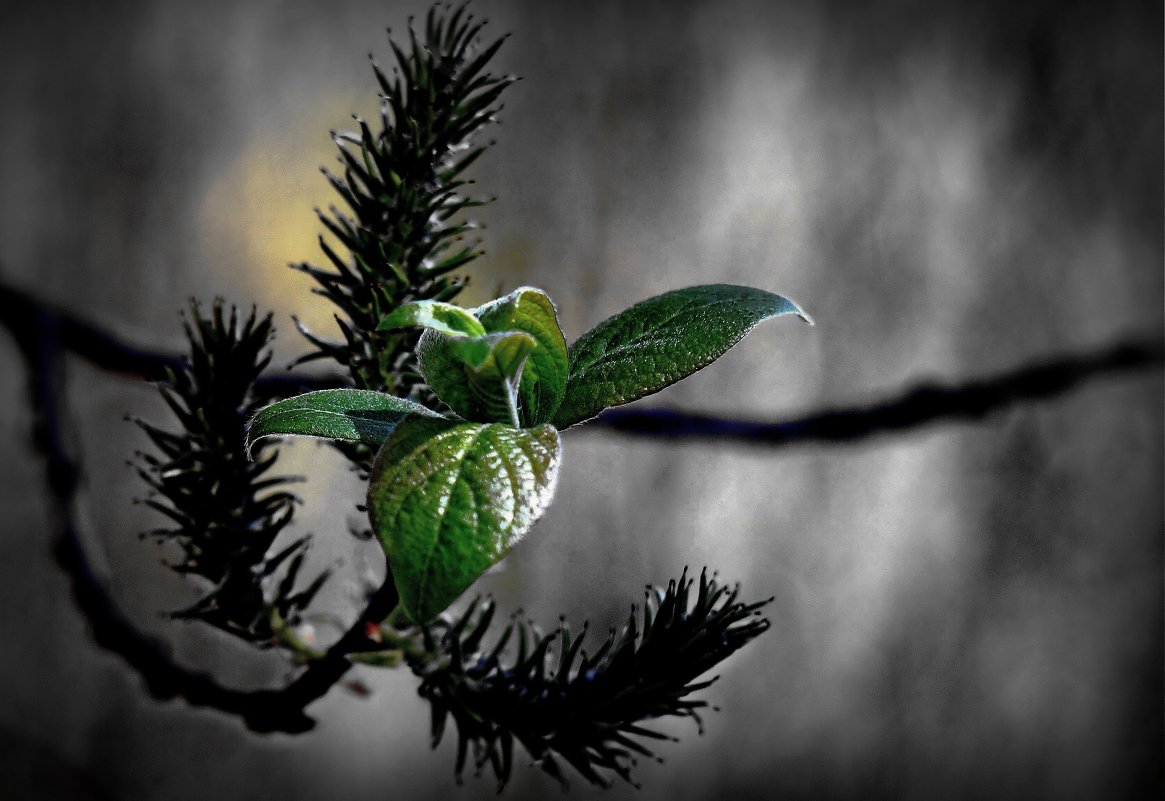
[196,91,516,367]
[197,94,378,359]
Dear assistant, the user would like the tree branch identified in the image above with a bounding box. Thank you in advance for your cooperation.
[593,338,1164,445]
[4,281,1160,445]
[2,280,1160,735]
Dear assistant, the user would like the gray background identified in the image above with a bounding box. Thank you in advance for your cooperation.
[0,1,1160,799]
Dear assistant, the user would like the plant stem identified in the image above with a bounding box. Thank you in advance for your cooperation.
[504,378,521,428]
[269,608,326,663]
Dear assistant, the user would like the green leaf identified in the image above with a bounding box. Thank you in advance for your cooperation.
[552,284,811,428]
[474,287,569,426]
[367,417,561,622]
[420,330,537,425]
[245,389,444,455]
[377,299,486,338]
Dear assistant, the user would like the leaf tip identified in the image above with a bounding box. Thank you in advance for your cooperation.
[786,297,814,326]
[242,420,259,461]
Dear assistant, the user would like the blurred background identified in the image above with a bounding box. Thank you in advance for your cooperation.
[0,1,1160,799]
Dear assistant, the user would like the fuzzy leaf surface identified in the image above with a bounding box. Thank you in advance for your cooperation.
[245,389,443,454]
[553,284,811,428]
[419,330,537,424]
[418,287,568,425]
[368,417,561,622]
[474,287,569,425]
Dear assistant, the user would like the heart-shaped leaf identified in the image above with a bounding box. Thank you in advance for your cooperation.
[367,416,561,622]
[552,284,811,428]
[245,389,444,455]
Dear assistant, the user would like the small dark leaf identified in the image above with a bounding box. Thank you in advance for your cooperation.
[245,388,444,455]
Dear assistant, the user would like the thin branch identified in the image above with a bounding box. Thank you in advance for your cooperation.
[3,281,1160,445]
[593,338,1164,444]
[0,283,345,397]
[0,282,184,381]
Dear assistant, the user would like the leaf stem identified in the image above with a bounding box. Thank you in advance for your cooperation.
[504,377,521,428]
[269,608,326,663]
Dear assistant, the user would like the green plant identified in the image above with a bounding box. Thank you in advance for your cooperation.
[128,3,811,790]
[248,285,809,623]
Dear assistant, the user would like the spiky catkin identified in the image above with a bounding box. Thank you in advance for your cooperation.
[133,300,328,643]
[411,568,773,790]
[292,3,515,401]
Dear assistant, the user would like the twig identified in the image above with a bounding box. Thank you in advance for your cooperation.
[0,282,184,381]
[594,338,1164,444]
[3,281,1160,444]
[0,283,344,397]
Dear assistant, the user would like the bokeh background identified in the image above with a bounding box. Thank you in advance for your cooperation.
[0,1,1160,799]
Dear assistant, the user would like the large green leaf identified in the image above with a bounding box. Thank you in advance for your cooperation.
[474,287,569,425]
[245,389,444,455]
[552,284,811,428]
[367,417,561,622]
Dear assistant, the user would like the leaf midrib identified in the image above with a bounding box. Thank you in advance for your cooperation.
[569,295,706,376]
[569,296,743,383]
